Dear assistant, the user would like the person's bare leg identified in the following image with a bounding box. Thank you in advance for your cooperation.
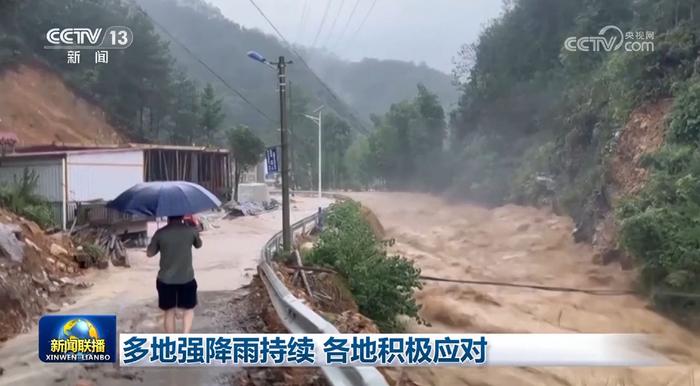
[163,309,176,333]
[181,309,194,333]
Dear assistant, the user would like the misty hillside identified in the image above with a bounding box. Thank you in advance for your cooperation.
[135,0,457,127]
[306,53,459,118]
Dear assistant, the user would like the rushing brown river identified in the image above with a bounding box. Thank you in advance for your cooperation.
[348,192,700,386]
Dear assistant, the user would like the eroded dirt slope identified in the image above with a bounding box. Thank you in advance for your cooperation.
[349,192,700,386]
[0,63,125,146]
[593,99,673,265]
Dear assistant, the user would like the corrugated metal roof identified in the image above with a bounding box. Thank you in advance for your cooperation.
[9,142,229,158]
[6,147,138,158]
[125,143,229,153]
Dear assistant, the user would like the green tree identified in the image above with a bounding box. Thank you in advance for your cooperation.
[321,114,353,189]
[199,84,225,145]
[170,71,201,145]
[288,84,319,190]
[2,0,200,143]
[227,126,265,201]
[363,84,447,190]
[344,137,372,189]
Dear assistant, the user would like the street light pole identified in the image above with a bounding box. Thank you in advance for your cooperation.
[247,51,293,253]
[304,105,324,200]
[277,56,292,252]
[318,110,322,200]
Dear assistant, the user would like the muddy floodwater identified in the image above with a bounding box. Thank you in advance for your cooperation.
[348,192,700,386]
[0,196,332,386]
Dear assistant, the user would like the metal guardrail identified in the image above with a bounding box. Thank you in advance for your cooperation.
[257,207,389,386]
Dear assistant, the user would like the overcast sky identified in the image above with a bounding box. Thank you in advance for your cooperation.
[207,0,503,73]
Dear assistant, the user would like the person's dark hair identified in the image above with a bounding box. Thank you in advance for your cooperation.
[168,215,184,223]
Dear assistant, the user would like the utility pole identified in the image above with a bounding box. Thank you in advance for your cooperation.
[304,105,324,200]
[278,56,292,252]
[246,50,293,253]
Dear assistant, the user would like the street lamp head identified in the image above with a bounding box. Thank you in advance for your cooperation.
[247,51,267,64]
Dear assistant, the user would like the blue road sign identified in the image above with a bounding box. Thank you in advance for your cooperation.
[266,147,279,173]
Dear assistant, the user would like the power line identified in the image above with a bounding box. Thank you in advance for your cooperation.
[322,0,345,48]
[246,0,372,135]
[311,0,333,48]
[334,0,361,48]
[284,266,636,296]
[135,7,276,124]
[296,0,309,43]
[347,0,378,44]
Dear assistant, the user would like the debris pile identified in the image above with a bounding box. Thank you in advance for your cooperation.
[224,199,279,218]
[72,227,129,268]
[274,261,381,335]
[333,310,380,334]
[0,208,82,342]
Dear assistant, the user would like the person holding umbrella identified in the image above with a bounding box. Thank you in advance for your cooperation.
[147,215,202,333]
[107,181,221,333]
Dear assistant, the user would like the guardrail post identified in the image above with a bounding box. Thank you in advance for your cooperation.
[317,207,323,231]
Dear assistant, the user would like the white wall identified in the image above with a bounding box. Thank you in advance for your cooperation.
[67,150,144,202]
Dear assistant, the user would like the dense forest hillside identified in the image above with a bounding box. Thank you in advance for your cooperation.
[134,0,458,130]
[1,0,200,144]
[0,0,456,141]
[353,0,700,310]
[0,0,456,190]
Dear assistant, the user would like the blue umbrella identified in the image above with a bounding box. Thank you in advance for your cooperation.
[107,181,222,217]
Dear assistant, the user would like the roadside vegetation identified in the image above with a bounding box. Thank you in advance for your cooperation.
[304,201,422,331]
[618,78,700,302]
[0,168,55,228]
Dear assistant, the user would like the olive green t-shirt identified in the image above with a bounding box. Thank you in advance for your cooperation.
[147,222,203,284]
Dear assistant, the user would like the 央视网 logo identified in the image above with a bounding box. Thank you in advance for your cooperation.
[564,25,655,52]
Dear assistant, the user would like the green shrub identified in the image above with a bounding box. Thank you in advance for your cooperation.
[669,80,700,144]
[83,243,106,260]
[0,168,56,228]
[617,145,700,294]
[305,201,422,331]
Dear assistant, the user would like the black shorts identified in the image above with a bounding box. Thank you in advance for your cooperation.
[156,279,198,310]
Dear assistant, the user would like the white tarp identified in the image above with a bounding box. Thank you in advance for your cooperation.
[237,183,270,203]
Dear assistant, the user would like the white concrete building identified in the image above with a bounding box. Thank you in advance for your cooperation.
[0,144,231,229]
[0,148,142,229]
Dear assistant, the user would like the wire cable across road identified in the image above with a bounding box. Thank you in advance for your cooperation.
[418,275,636,296]
[287,266,636,296]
